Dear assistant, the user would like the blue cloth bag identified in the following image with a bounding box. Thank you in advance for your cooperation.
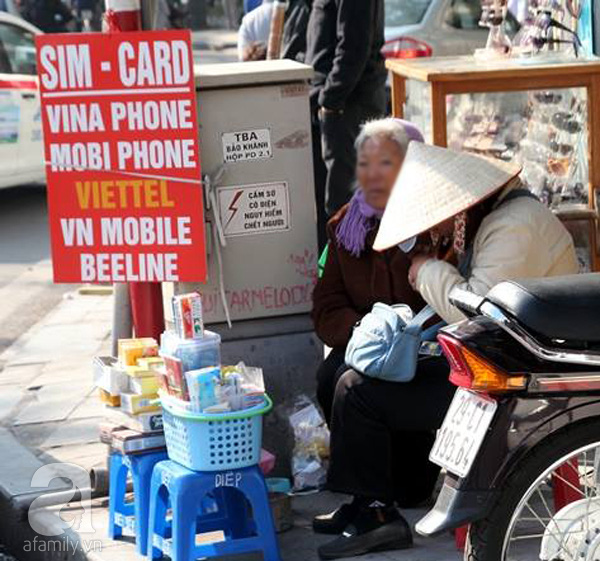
[345,188,537,383]
[345,303,440,383]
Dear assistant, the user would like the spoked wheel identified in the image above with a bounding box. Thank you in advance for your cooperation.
[465,420,600,561]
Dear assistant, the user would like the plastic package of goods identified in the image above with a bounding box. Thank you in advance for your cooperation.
[260,449,276,475]
[290,396,330,492]
[185,367,220,413]
[160,330,221,372]
[118,338,158,366]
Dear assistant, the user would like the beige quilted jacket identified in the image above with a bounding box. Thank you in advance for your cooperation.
[416,188,579,324]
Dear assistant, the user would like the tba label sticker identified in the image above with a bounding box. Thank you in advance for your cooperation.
[218,182,290,237]
[222,128,272,163]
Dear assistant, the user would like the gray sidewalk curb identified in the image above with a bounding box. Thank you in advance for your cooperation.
[0,439,89,561]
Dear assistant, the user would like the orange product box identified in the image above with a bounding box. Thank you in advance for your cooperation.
[99,388,121,407]
[172,292,204,340]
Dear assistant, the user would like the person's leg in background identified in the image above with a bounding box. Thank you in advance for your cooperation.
[315,347,347,427]
[319,109,357,217]
[316,358,455,558]
[311,116,328,251]
[319,88,387,218]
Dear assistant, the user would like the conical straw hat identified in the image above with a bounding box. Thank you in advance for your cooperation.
[373,142,522,251]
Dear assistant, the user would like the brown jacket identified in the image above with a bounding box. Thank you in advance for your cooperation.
[311,205,426,348]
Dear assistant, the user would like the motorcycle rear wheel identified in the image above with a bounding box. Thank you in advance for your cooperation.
[465,419,600,561]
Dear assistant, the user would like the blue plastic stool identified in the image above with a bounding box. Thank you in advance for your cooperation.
[148,460,281,561]
[108,448,168,555]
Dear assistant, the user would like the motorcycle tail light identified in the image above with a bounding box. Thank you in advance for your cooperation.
[438,333,472,388]
[438,334,527,393]
[381,37,433,59]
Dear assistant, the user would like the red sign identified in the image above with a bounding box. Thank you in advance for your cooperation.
[35,30,206,283]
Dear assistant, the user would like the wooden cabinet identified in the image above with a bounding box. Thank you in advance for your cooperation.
[388,55,600,270]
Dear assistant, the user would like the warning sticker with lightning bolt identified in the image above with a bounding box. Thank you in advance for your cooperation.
[217,182,290,238]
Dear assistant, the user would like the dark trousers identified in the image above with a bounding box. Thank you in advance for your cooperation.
[319,93,386,217]
[313,89,386,225]
[327,358,455,504]
[312,119,329,251]
[316,347,348,426]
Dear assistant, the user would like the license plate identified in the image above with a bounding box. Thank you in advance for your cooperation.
[430,388,497,478]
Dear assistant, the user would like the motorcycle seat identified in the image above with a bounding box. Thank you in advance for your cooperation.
[485,273,600,344]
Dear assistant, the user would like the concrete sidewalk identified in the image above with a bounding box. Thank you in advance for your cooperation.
[0,290,460,561]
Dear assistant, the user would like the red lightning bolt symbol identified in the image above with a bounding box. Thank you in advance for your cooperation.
[226,190,244,228]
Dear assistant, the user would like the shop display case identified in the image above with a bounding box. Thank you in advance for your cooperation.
[387,55,600,271]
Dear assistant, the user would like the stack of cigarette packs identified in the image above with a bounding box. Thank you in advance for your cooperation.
[94,338,167,455]
[161,293,266,415]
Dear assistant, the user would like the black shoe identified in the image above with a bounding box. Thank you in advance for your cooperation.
[317,508,413,560]
[313,503,360,535]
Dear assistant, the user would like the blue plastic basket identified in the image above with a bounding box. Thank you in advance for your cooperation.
[160,395,272,472]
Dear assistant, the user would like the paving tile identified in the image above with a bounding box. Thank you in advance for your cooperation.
[68,396,107,420]
[0,428,70,498]
[13,381,93,425]
[41,418,103,449]
[0,384,26,420]
[44,442,108,473]
[0,362,46,387]
[1,295,112,366]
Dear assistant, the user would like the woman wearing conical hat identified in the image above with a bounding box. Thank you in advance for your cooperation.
[314,143,578,560]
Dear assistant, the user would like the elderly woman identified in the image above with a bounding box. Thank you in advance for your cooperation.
[312,118,425,422]
[315,144,578,560]
[311,119,444,528]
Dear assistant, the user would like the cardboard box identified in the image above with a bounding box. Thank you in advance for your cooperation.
[129,375,160,395]
[105,408,164,433]
[172,292,204,339]
[137,357,165,372]
[118,338,159,367]
[125,365,155,379]
[112,429,166,455]
[99,421,126,445]
[99,388,121,407]
[93,356,128,397]
[120,392,160,415]
[163,355,189,399]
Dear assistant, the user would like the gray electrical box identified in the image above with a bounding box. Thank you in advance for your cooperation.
[165,61,322,471]
[167,60,318,326]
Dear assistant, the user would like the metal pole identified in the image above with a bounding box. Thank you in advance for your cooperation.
[111,282,132,356]
[594,1,599,55]
[103,0,165,342]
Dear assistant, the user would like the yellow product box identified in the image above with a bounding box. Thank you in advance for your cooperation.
[118,338,158,367]
[125,365,155,379]
[120,392,160,415]
[99,388,121,407]
[129,375,160,395]
[137,357,165,372]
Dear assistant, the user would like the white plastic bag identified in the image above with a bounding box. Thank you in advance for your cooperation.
[289,396,330,492]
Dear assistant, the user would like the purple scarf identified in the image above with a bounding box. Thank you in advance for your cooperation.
[336,190,384,257]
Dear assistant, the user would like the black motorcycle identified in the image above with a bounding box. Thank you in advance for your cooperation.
[416,273,600,561]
